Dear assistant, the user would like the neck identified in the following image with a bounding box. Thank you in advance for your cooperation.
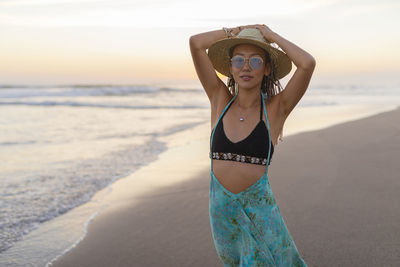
[235,87,261,109]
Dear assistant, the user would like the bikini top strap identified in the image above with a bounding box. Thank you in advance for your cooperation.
[210,94,238,162]
[261,92,272,169]
[259,96,263,120]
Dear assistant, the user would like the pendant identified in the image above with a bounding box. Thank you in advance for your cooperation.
[239,117,244,121]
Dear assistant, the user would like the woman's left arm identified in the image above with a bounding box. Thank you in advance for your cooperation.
[258,24,316,118]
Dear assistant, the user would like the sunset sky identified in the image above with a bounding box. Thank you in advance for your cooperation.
[0,0,399,87]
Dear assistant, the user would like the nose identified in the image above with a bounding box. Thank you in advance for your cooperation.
[242,59,251,70]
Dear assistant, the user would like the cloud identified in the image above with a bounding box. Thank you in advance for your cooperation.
[0,0,108,6]
[0,0,338,28]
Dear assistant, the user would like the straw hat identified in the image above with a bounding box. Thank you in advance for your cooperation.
[207,28,292,80]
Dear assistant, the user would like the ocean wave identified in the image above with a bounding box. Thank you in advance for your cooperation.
[0,85,202,98]
[0,101,207,109]
[0,138,167,254]
[0,140,37,146]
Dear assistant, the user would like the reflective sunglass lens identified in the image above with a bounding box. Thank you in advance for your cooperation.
[250,57,263,69]
[231,56,244,68]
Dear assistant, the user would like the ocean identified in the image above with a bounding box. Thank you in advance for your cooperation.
[0,82,399,266]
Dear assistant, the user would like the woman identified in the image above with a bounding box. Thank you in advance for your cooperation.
[189,24,315,266]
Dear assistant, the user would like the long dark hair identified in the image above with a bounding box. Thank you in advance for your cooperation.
[227,45,284,100]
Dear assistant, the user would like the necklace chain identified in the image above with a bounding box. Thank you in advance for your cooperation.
[236,100,260,122]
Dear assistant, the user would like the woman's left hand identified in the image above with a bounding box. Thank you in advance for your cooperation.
[254,24,276,43]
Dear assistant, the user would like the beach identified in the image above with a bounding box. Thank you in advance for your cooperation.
[47,106,400,267]
[1,84,399,266]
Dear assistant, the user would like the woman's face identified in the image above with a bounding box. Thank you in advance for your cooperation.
[229,44,271,92]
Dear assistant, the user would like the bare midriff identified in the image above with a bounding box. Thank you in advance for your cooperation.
[212,159,267,194]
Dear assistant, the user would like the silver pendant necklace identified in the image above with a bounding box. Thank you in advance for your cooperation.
[237,103,259,122]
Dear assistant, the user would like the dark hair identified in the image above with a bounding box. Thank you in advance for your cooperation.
[227,44,284,100]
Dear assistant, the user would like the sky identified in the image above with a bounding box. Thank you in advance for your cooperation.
[0,0,399,87]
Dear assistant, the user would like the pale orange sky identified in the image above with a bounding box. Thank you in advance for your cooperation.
[0,0,399,87]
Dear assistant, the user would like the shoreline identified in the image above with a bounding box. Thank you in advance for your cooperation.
[0,103,398,266]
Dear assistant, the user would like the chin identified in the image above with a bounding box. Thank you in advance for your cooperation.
[238,82,261,90]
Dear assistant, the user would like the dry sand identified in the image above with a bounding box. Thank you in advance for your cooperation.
[51,106,400,267]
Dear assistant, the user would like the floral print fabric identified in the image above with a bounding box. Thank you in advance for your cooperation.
[209,92,307,266]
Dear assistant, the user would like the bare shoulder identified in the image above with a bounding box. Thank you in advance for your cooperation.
[263,92,284,119]
[263,92,287,145]
[210,83,233,130]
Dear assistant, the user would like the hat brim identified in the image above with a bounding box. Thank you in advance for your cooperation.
[207,37,292,80]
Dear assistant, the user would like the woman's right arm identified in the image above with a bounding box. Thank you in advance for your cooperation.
[189,27,241,106]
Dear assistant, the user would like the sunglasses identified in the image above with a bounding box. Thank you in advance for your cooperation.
[230,55,264,70]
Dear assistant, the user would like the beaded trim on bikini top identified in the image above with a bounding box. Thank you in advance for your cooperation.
[210,151,269,165]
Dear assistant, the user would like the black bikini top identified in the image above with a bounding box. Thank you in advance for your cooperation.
[210,96,274,166]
